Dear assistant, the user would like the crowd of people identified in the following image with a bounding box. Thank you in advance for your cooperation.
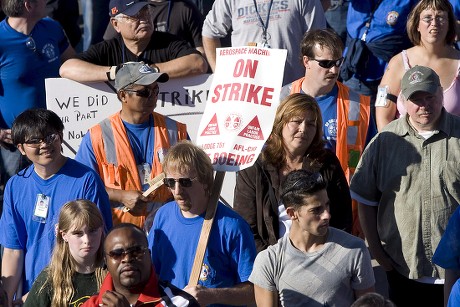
[1,0,460,306]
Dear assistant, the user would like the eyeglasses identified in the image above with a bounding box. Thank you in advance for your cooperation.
[123,86,159,98]
[106,246,149,261]
[24,133,60,148]
[116,8,151,23]
[163,177,198,188]
[310,57,344,69]
[421,16,447,25]
[25,36,36,52]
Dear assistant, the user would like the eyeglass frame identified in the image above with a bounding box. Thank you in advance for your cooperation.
[106,245,149,261]
[122,86,160,99]
[163,177,198,188]
[310,57,344,69]
[114,7,151,23]
[23,133,60,148]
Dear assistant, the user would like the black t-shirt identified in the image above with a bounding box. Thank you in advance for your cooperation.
[24,269,100,307]
[76,32,200,65]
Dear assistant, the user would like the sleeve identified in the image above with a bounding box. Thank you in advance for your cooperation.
[351,241,376,290]
[75,41,111,65]
[23,269,52,307]
[433,207,460,269]
[202,0,233,38]
[448,279,460,307]
[83,170,113,231]
[75,131,100,173]
[233,164,268,252]
[0,179,26,249]
[321,152,353,233]
[148,218,161,274]
[248,249,277,291]
[349,137,382,203]
[229,217,257,282]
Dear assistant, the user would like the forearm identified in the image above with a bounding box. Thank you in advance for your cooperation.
[2,248,24,306]
[444,269,460,307]
[155,54,208,78]
[209,282,255,306]
[254,284,278,307]
[376,103,397,132]
[358,203,393,270]
[202,36,221,72]
[59,58,111,82]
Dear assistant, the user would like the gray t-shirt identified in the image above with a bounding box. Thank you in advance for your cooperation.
[249,227,375,307]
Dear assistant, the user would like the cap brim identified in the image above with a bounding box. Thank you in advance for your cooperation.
[114,2,149,17]
[403,83,439,100]
[135,72,169,85]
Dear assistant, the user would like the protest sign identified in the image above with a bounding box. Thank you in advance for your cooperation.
[45,74,213,156]
[196,46,287,172]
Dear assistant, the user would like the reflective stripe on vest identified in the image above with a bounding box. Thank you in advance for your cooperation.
[346,89,360,146]
[99,116,179,166]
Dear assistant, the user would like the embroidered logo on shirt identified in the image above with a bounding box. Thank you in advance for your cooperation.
[200,263,210,281]
[386,11,399,26]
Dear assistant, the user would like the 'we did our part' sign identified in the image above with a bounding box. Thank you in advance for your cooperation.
[196,46,287,172]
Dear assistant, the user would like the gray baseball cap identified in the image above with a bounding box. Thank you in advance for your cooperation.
[401,66,441,100]
[115,62,169,91]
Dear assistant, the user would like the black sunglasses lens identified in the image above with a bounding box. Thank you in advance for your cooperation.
[164,178,175,188]
[137,89,151,98]
[178,178,192,187]
[108,249,124,259]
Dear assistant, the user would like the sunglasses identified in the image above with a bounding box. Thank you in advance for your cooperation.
[106,246,148,261]
[24,133,59,148]
[163,177,198,188]
[310,57,344,69]
[123,86,159,98]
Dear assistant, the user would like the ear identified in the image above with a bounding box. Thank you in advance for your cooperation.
[24,0,33,12]
[61,231,68,242]
[286,206,298,220]
[303,56,309,69]
[111,18,122,33]
[17,144,26,155]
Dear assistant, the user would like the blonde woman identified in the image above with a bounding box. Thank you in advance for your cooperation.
[24,200,106,307]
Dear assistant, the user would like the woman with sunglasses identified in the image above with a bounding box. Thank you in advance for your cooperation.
[376,0,460,131]
[24,200,106,307]
[233,93,352,252]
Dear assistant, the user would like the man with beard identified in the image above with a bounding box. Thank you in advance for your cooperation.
[148,141,257,306]
[59,0,207,82]
[82,223,199,306]
[280,29,376,237]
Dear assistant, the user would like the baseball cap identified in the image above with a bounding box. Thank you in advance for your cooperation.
[401,66,441,100]
[109,0,149,17]
[115,62,169,91]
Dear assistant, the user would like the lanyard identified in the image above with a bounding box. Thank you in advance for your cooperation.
[252,0,273,44]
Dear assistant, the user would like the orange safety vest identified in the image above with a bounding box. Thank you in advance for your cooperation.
[89,112,188,227]
[288,78,370,237]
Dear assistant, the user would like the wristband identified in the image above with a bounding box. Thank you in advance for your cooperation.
[151,64,160,73]
[106,66,117,81]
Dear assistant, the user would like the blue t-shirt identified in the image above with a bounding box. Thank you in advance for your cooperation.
[0,158,112,293]
[148,201,256,307]
[433,206,460,270]
[346,0,418,81]
[0,17,69,128]
[448,278,460,307]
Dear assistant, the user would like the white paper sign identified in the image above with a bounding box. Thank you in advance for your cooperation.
[196,46,287,172]
[45,74,214,157]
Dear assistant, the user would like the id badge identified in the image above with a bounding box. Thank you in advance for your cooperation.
[33,194,50,223]
[375,85,389,108]
[137,163,152,185]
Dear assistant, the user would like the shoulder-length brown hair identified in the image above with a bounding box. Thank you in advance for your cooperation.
[407,0,457,46]
[262,93,325,168]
